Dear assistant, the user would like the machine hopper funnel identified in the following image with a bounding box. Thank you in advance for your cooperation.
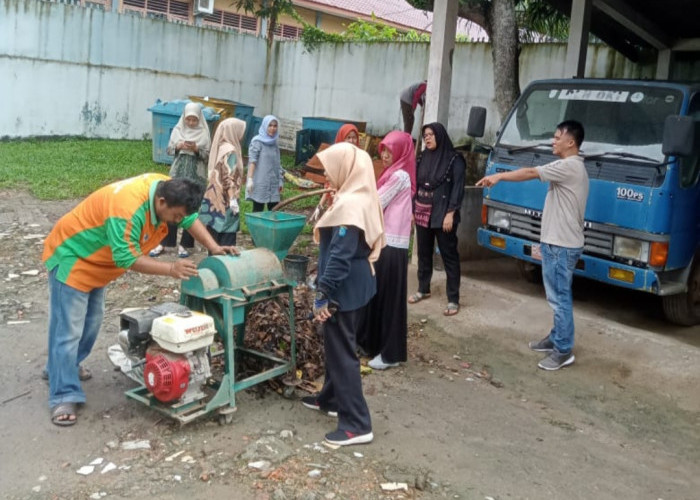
[245,211,307,260]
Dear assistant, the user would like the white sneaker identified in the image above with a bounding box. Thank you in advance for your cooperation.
[149,245,164,257]
[368,354,399,370]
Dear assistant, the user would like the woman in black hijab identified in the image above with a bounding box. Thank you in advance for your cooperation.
[408,122,465,316]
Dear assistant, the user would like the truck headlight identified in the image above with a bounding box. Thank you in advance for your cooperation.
[613,236,649,262]
[488,208,511,231]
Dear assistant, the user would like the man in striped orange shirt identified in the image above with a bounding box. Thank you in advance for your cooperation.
[42,173,238,426]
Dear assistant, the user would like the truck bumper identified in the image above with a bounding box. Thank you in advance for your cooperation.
[477,228,665,295]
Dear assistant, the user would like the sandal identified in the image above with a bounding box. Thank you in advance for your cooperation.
[443,302,460,316]
[42,365,92,382]
[408,292,431,304]
[149,245,164,257]
[51,402,77,426]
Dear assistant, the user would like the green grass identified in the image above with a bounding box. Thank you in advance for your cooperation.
[0,138,321,235]
[0,138,164,199]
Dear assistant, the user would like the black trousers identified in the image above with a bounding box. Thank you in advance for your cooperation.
[400,100,415,134]
[415,224,461,304]
[317,306,372,434]
[162,224,194,248]
[252,201,273,212]
[205,226,236,255]
[359,246,408,363]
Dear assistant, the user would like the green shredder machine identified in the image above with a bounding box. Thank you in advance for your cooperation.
[115,212,307,425]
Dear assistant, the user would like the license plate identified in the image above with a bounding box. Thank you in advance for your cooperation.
[530,244,542,261]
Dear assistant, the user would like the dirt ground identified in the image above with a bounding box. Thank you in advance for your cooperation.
[0,190,699,500]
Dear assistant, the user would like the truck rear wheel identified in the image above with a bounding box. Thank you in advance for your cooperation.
[662,259,700,326]
[517,260,542,283]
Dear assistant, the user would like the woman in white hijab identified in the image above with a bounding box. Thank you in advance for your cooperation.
[301,142,385,447]
[151,102,211,258]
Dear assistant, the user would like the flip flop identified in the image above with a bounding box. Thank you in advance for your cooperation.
[42,366,92,382]
[51,402,77,427]
[408,292,431,304]
[443,302,460,316]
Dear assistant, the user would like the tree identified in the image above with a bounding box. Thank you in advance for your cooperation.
[232,0,294,49]
[407,0,567,121]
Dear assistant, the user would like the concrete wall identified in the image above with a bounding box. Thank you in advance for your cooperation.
[1,0,660,143]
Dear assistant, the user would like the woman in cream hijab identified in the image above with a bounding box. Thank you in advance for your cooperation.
[199,118,246,248]
[151,102,211,258]
[302,142,385,447]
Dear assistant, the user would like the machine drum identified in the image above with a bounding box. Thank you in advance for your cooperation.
[144,351,191,402]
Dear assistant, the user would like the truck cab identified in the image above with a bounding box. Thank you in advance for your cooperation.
[473,79,700,325]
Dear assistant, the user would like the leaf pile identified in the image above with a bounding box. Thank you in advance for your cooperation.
[241,284,324,393]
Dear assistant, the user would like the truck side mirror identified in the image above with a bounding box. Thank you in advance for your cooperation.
[663,115,695,157]
[467,107,487,138]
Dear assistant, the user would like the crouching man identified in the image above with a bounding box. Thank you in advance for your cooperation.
[42,173,238,426]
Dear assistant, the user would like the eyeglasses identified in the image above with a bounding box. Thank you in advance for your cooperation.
[422,132,435,140]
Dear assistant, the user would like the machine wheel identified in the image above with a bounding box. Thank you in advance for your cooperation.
[217,406,237,426]
[218,413,234,425]
[662,258,700,326]
[517,260,542,284]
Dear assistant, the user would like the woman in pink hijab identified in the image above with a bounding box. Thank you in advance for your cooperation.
[360,131,416,370]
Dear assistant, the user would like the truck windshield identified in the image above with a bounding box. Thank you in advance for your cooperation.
[498,85,684,162]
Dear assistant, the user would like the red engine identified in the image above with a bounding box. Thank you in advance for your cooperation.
[144,350,191,402]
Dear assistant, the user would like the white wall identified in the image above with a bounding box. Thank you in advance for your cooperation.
[1,0,659,144]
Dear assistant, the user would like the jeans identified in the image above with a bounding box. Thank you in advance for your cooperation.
[47,268,105,408]
[541,243,582,354]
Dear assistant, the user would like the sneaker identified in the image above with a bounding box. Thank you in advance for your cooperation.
[367,354,399,371]
[149,245,164,257]
[538,350,575,371]
[324,429,374,446]
[528,336,554,352]
[177,246,190,258]
[301,396,338,418]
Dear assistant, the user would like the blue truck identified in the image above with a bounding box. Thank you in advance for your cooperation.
[470,79,700,325]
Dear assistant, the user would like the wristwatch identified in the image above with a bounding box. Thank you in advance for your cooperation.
[315,291,327,302]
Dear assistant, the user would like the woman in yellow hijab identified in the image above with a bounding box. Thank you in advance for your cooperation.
[302,142,385,447]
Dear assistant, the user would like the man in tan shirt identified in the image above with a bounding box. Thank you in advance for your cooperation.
[477,120,588,371]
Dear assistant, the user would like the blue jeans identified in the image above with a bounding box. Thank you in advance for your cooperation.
[47,268,105,408]
[541,243,582,354]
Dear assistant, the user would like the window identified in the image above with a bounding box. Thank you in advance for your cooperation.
[499,84,683,162]
[40,0,112,9]
[202,9,258,34]
[273,23,302,40]
[122,0,190,22]
[679,93,700,188]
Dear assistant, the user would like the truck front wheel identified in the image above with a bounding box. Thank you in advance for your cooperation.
[662,259,700,326]
[517,260,542,283]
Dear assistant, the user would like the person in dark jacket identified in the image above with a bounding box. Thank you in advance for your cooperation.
[301,142,386,447]
[408,122,466,316]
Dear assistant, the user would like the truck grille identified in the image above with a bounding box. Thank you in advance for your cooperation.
[509,213,613,257]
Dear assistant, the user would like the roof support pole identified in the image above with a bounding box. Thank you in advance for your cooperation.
[424,0,458,127]
[656,49,672,80]
[564,0,592,78]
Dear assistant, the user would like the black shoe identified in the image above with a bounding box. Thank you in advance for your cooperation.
[528,336,554,352]
[301,396,338,418]
[324,429,373,446]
